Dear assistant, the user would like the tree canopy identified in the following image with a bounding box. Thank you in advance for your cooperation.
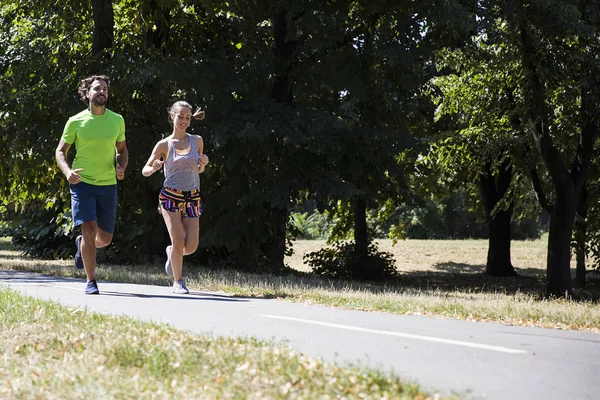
[1,0,597,296]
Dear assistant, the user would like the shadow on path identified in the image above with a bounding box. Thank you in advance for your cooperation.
[0,270,80,283]
[100,290,249,302]
[501,330,600,344]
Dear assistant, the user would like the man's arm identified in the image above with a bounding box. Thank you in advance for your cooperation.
[116,140,128,180]
[55,140,82,184]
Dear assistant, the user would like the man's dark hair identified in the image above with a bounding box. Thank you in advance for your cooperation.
[78,75,110,104]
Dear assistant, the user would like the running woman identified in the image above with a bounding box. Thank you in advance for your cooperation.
[142,101,208,294]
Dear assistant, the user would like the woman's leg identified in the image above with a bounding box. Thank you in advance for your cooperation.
[182,217,199,255]
[161,209,185,281]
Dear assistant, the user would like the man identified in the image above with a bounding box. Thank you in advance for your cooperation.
[55,75,128,295]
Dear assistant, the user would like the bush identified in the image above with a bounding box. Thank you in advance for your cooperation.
[4,200,75,259]
[304,239,396,281]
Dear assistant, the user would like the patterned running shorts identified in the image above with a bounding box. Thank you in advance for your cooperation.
[158,187,202,218]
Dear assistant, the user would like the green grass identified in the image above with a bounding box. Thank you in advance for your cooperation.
[0,288,443,399]
[0,236,13,252]
[1,236,599,332]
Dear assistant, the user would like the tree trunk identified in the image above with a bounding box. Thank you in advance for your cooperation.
[262,7,297,267]
[575,180,588,288]
[547,195,577,296]
[517,13,596,297]
[349,14,378,262]
[271,8,296,104]
[145,0,171,49]
[91,0,114,55]
[485,208,516,276]
[353,197,368,257]
[262,208,287,269]
[479,161,517,276]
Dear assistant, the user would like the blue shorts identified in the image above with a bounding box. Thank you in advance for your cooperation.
[70,182,118,234]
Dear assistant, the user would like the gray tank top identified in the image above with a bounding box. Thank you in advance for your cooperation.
[163,134,200,191]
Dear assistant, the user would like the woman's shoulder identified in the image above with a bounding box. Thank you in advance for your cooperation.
[154,136,171,149]
[191,134,203,148]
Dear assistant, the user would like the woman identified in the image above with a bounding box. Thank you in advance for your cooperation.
[142,101,209,294]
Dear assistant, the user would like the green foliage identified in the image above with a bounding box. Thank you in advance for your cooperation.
[289,211,335,240]
[370,190,543,240]
[584,160,600,273]
[304,239,396,281]
[5,200,74,259]
[0,0,545,274]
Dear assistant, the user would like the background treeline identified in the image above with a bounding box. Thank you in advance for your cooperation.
[290,191,544,241]
[0,0,599,297]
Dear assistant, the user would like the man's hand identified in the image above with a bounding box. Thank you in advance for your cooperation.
[67,168,83,184]
[116,164,125,180]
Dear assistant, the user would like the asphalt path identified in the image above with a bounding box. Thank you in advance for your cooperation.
[1,269,599,399]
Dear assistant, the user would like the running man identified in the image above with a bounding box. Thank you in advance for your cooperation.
[55,75,128,295]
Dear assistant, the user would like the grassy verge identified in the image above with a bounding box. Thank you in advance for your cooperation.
[0,288,442,399]
[1,237,599,333]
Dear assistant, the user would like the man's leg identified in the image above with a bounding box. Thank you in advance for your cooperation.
[80,221,113,281]
[92,182,117,261]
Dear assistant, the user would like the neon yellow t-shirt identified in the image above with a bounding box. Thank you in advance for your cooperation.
[61,109,126,186]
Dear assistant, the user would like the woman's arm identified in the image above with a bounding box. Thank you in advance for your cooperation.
[196,135,209,174]
[142,140,167,177]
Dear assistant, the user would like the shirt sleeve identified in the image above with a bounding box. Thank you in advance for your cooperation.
[61,118,77,144]
[116,115,126,142]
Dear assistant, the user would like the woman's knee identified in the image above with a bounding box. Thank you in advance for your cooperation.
[170,238,186,252]
[183,241,198,255]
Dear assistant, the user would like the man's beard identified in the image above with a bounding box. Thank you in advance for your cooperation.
[91,96,107,106]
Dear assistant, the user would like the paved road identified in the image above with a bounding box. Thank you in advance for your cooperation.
[1,269,599,399]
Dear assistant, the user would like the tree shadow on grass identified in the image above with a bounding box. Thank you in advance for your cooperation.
[181,261,555,300]
[395,262,600,302]
[396,269,546,298]
[432,261,486,274]
[265,261,600,303]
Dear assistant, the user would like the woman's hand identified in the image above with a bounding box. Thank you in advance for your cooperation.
[152,159,164,171]
[198,154,209,172]
[199,154,209,167]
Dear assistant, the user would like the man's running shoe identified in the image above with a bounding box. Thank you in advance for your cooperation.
[75,235,84,269]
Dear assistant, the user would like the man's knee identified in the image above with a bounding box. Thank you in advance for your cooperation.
[96,232,113,248]
[81,222,98,242]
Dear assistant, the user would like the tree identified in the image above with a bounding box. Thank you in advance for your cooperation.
[431,25,532,277]
[92,0,114,54]
[503,0,600,296]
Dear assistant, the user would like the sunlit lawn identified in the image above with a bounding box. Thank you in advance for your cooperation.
[0,288,443,399]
